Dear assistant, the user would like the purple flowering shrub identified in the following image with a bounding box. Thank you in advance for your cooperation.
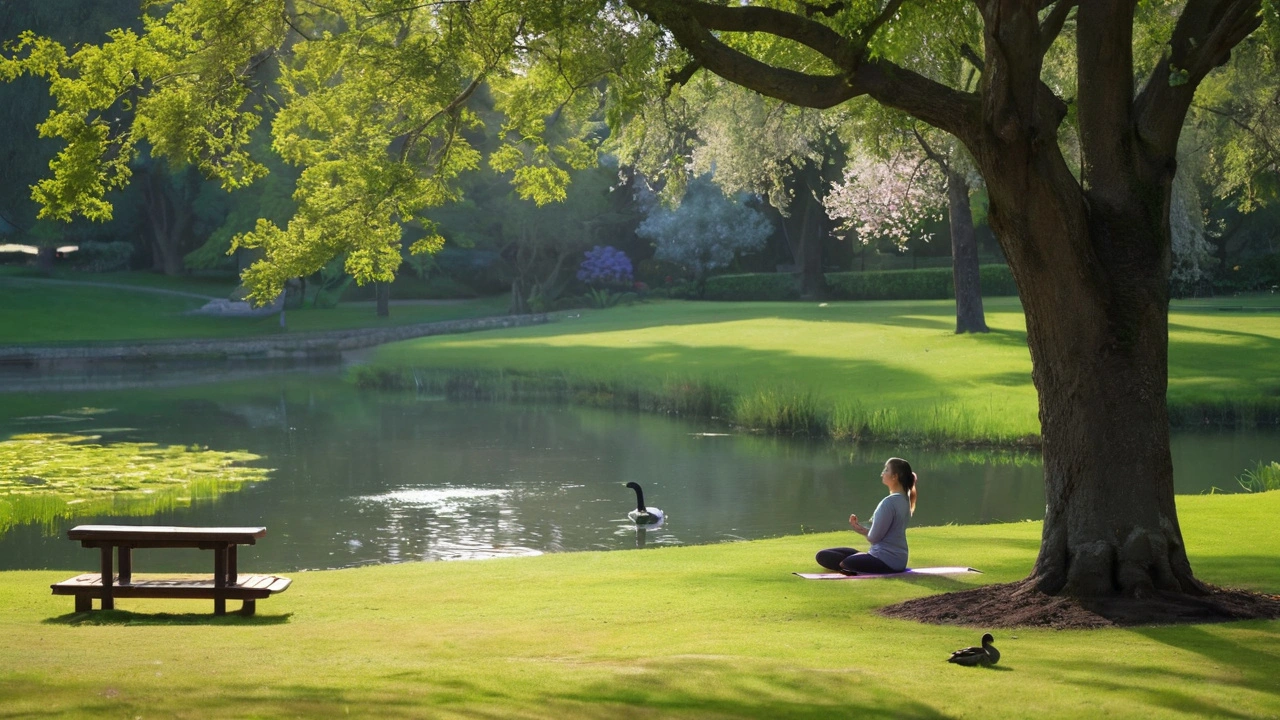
[576,245,634,286]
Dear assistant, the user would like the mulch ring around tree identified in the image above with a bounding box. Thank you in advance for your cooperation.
[879,580,1280,629]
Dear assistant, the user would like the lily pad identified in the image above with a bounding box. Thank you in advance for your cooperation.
[0,433,271,534]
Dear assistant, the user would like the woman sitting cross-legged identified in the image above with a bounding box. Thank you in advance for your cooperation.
[815,457,918,575]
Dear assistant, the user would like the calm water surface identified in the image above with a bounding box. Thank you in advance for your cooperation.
[1,371,1274,573]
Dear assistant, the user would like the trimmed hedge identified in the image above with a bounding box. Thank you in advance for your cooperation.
[702,265,1017,302]
[703,273,801,301]
[826,264,1017,301]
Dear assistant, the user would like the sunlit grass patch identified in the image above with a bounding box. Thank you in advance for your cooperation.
[371,297,1280,444]
[0,433,270,533]
[0,492,1277,718]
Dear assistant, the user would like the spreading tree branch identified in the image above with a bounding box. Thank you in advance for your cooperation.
[1134,0,1262,162]
[911,127,949,172]
[663,59,701,95]
[1037,0,1077,55]
[680,2,860,71]
[1075,1,1139,194]
[629,0,979,140]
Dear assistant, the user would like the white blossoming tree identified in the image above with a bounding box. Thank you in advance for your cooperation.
[637,174,773,296]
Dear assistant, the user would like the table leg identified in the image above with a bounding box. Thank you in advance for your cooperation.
[213,546,227,616]
[118,545,132,585]
[227,545,238,586]
[99,546,114,610]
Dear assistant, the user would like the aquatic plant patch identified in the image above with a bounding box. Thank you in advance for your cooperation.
[1237,460,1280,492]
[0,433,270,533]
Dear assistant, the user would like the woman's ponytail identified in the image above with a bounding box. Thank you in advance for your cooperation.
[887,457,917,516]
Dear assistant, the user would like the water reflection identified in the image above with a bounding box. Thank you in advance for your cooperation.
[357,487,542,561]
[0,374,1275,573]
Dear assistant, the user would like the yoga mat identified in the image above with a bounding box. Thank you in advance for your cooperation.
[793,566,982,580]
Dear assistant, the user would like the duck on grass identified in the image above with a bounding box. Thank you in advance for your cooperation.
[947,633,1000,667]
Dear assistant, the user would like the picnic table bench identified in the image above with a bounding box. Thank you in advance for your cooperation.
[51,525,291,616]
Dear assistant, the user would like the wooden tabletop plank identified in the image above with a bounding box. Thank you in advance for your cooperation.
[52,574,291,597]
[67,525,267,543]
[265,577,293,593]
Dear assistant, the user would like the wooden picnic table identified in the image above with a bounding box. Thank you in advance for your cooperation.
[52,525,290,616]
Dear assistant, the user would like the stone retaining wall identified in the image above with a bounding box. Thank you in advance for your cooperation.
[0,313,550,368]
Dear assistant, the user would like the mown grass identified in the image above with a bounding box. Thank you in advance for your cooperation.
[1,491,1276,719]
[0,266,242,296]
[371,296,1280,444]
[0,275,509,343]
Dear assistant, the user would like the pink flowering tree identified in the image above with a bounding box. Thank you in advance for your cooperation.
[824,148,945,249]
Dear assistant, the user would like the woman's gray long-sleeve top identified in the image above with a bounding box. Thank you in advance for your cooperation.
[866,492,910,571]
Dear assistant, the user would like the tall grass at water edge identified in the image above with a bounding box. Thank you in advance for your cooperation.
[351,366,733,419]
[1237,460,1280,492]
[352,365,1034,446]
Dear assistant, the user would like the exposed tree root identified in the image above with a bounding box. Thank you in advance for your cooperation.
[879,580,1280,629]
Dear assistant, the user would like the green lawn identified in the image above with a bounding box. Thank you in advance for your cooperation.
[371,296,1280,443]
[1,491,1276,718]
[0,275,509,343]
[0,266,242,297]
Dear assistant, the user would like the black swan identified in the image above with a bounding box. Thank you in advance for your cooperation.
[625,482,665,524]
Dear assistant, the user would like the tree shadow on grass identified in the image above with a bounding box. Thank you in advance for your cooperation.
[1132,623,1280,689]
[544,657,954,720]
[980,371,1032,387]
[2,665,955,719]
[42,609,292,626]
[1053,650,1279,719]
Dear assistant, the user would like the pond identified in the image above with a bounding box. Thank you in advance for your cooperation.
[1,369,1275,573]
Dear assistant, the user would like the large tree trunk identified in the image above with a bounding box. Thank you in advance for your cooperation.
[375,282,390,318]
[142,168,193,277]
[945,171,988,334]
[983,149,1200,599]
[35,245,56,274]
[509,279,530,314]
[794,195,827,299]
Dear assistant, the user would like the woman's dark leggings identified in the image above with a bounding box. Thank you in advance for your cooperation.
[815,547,897,574]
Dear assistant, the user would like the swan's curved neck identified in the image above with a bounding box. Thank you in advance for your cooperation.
[631,486,646,513]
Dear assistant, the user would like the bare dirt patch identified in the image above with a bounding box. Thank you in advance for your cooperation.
[879,580,1280,629]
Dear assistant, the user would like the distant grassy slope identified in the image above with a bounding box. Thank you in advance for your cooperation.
[0,275,509,343]
[372,296,1280,443]
[0,491,1276,719]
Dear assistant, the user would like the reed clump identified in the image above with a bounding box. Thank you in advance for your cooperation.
[733,389,827,436]
[357,366,1043,446]
[1237,460,1280,493]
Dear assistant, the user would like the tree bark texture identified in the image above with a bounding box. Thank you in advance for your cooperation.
[978,129,1199,598]
[945,171,988,334]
